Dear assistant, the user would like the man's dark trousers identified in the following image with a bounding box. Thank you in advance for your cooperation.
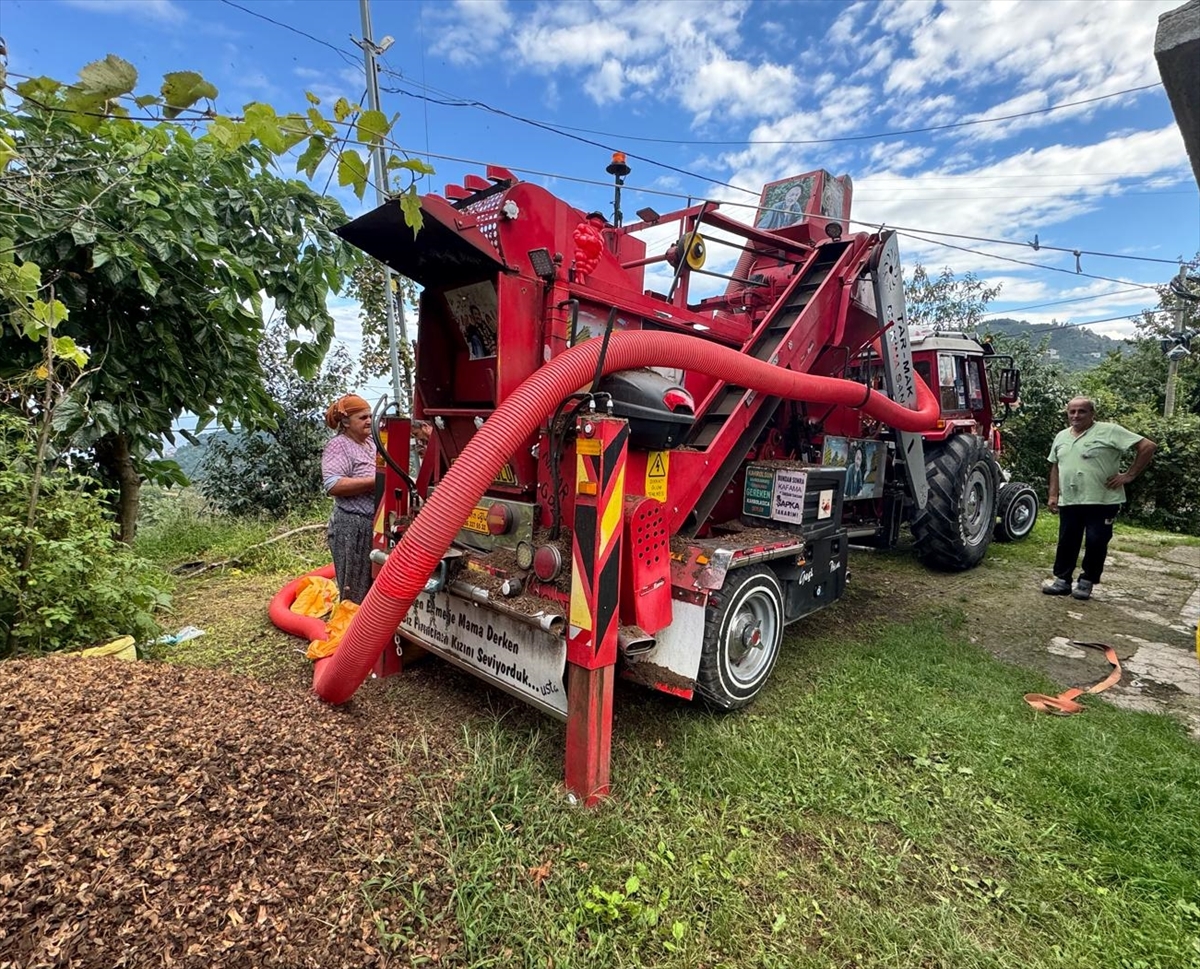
[1053,504,1120,584]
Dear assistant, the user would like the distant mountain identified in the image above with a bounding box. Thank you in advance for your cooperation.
[167,429,242,481]
[980,318,1129,372]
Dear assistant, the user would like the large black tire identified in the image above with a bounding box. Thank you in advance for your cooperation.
[994,481,1039,542]
[696,565,784,711]
[911,434,998,571]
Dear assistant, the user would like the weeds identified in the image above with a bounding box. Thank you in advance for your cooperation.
[135,485,329,575]
[399,616,1200,969]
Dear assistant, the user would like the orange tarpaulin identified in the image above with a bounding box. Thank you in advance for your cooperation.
[287,574,360,660]
[290,574,338,621]
[306,600,360,660]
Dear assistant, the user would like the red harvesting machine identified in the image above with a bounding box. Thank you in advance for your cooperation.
[321,161,1031,802]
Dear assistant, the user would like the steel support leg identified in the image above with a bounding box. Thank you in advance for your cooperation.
[565,415,628,806]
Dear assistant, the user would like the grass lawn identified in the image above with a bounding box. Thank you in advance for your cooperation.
[403,611,1200,969]
[136,497,1200,968]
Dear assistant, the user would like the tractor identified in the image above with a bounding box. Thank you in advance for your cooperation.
[316,162,1035,800]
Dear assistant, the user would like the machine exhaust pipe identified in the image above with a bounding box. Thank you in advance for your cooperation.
[314,330,939,705]
[618,626,656,657]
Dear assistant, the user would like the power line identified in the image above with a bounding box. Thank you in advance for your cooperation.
[988,310,1154,330]
[381,75,1164,146]
[5,87,1180,281]
[993,287,1148,315]
[193,3,1188,273]
[893,229,1161,291]
[847,220,1180,266]
[217,0,363,70]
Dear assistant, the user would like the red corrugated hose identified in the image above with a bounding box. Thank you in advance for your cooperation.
[313,330,940,704]
[269,563,337,643]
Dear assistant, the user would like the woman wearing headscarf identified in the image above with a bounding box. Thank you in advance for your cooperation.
[321,394,377,604]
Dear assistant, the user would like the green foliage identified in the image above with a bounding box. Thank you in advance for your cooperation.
[0,54,433,541]
[198,322,356,518]
[984,317,1125,372]
[0,412,169,654]
[134,485,328,576]
[1082,331,1199,420]
[905,263,1002,332]
[1112,408,1200,535]
[343,260,416,406]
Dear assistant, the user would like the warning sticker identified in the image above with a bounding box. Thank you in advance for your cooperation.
[493,463,517,486]
[463,506,490,534]
[646,450,668,501]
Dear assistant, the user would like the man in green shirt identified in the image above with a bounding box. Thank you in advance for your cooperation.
[1043,397,1156,600]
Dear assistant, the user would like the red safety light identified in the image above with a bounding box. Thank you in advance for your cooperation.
[662,387,695,413]
[486,503,513,536]
[533,544,563,582]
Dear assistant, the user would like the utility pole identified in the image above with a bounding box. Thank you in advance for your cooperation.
[357,0,408,409]
[1164,265,1197,418]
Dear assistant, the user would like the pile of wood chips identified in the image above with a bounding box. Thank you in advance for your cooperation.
[0,656,456,968]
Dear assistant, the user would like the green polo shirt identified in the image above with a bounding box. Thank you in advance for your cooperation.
[1047,421,1144,506]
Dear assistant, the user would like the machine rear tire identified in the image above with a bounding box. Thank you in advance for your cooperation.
[911,434,997,571]
[994,481,1039,541]
[696,565,784,711]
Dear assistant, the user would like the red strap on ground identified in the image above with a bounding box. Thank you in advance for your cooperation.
[1024,641,1122,716]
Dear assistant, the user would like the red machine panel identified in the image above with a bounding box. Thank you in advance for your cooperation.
[620,496,673,634]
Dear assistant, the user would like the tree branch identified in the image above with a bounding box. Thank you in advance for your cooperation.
[172,522,327,576]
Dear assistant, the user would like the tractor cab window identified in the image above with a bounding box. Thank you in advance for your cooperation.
[937,353,968,412]
[965,359,985,410]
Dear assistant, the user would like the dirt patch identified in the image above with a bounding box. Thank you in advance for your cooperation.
[0,656,473,968]
[845,535,1200,738]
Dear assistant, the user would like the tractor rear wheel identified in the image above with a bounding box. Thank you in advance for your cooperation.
[994,481,1039,541]
[912,434,998,571]
[696,565,784,711]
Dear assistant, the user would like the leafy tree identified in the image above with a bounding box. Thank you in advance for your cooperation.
[199,321,357,518]
[906,264,1002,332]
[1079,257,1200,419]
[1,55,432,540]
[986,332,1079,494]
[1115,408,1200,534]
[344,260,417,413]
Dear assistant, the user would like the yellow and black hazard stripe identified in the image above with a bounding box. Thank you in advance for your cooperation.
[568,417,628,669]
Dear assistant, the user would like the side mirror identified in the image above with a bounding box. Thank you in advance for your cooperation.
[998,368,1020,405]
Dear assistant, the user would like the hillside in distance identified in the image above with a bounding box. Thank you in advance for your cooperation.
[981,318,1128,372]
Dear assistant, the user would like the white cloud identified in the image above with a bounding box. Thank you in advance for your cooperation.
[429,0,516,67]
[434,0,797,122]
[584,60,627,104]
[292,67,364,112]
[880,0,1173,101]
[414,0,1190,322]
[62,0,184,22]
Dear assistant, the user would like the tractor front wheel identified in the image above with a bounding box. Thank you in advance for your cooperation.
[912,434,998,571]
[696,565,784,711]
[994,481,1039,541]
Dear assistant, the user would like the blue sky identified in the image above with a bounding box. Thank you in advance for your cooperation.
[4,0,1198,390]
